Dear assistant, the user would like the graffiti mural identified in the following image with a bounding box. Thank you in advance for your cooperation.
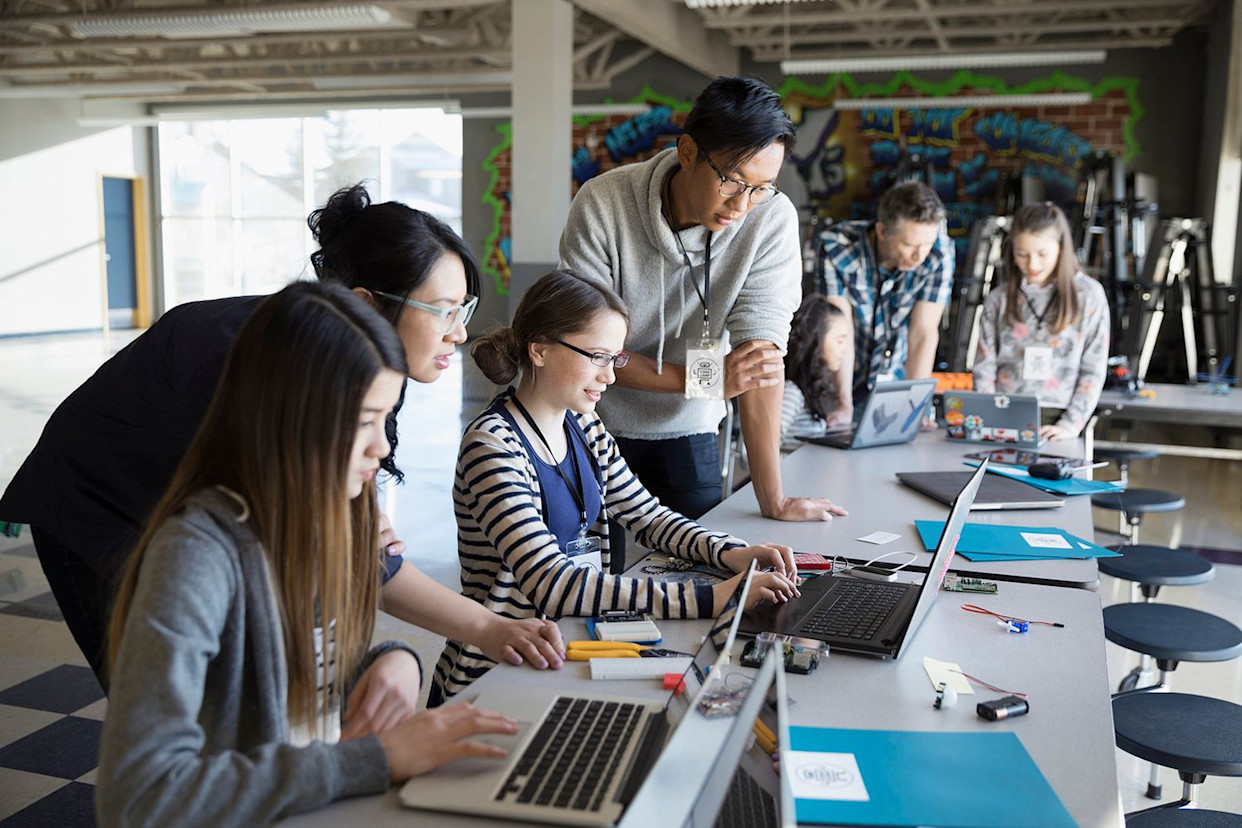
[481,72,1141,292]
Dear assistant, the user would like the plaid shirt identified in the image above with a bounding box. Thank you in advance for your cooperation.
[819,220,954,390]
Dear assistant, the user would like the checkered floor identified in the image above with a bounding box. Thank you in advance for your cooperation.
[0,539,104,827]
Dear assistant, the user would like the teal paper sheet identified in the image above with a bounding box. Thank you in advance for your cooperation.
[963,460,1125,495]
[916,520,1122,561]
[789,727,1075,827]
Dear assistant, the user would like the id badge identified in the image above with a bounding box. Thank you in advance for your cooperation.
[685,338,725,400]
[565,533,603,572]
[1023,346,1053,381]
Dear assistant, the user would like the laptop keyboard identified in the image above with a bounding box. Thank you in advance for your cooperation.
[715,767,778,828]
[496,696,643,812]
[800,580,908,640]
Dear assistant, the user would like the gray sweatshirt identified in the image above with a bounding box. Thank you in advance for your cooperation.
[97,488,400,827]
[559,148,802,440]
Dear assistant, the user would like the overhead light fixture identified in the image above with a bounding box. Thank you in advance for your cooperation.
[0,80,186,98]
[686,0,814,8]
[71,4,400,39]
[830,93,1093,110]
[457,103,652,119]
[782,50,1107,74]
[311,71,512,90]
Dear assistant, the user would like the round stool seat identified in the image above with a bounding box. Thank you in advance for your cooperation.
[1127,810,1242,827]
[1113,693,1242,777]
[1092,489,1186,514]
[1096,447,1161,465]
[1100,545,1216,587]
[1104,604,1242,662]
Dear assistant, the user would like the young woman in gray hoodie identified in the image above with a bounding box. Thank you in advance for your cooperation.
[98,283,520,826]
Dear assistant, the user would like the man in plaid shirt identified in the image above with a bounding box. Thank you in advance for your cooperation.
[819,182,954,427]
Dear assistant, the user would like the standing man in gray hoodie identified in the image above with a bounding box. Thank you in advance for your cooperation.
[559,76,847,523]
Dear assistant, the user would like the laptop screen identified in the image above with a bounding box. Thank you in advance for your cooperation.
[898,459,989,652]
[854,380,937,445]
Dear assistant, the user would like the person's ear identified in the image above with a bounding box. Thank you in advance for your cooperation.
[352,286,380,309]
[529,341,550,368]
[874,221,887,244]
[676,134,697,171]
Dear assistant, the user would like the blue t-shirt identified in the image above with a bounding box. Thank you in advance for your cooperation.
[494,404,602,551]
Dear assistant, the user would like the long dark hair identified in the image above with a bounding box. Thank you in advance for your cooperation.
[472,270,629,386]
[1004,202,1082,333]
[109,281,408,731]
[307,183,480,482]
[785,294,846,421]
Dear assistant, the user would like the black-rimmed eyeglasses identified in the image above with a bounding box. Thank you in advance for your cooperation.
[701,153,779,205]
[554,339,630,368]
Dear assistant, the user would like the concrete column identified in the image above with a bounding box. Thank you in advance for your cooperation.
[510,0,573,313]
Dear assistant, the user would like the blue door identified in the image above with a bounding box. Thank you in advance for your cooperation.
[103,176,137,329]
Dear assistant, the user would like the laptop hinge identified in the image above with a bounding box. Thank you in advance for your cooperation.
[613,711,668,807]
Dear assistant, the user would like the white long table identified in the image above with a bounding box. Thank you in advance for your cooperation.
[704,434,1102,589]
[287,575,1122,827]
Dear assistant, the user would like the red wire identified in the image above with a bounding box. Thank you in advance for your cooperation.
[960,603,1064,628]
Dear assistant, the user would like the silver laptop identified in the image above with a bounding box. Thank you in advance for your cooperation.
[799,379,937,450]
[739,461,988,658]
[399,566,758,826]
[942,390,1044,449]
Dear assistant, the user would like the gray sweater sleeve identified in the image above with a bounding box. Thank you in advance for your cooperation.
[724,197,802,351]
[97,517,390,827]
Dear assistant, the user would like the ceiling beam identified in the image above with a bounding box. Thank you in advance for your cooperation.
[757,35,1175,62]
[570,0,737,78]
[738,17,1189,48]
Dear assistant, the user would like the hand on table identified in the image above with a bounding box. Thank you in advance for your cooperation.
[720,543,796,579]
[765,496,849,522]
[341,649,422,741]
[378,704,518,782]
[477,616,565,670]
[724,341,783,400]
[1040,423,1076,442]
[712,569,799,611]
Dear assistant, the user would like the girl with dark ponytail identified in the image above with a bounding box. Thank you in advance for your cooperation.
[432,269,800,702]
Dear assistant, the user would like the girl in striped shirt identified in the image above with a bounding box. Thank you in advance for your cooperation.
[432,270,798,702]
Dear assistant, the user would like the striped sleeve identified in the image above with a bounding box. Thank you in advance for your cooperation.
[431,411,730,701]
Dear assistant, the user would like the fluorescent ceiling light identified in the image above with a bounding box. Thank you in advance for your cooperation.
[782,50,1106,74]
[71,5,399,39]
[686,0,814,8]
[0,80,186,98]
[457,103,652,119]
[311,71,512,90]
[830,93,1092,110]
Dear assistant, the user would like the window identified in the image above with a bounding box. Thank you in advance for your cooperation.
[157,107,462,308]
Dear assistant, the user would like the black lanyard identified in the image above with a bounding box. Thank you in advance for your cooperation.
[509,393,589,534]
[1021,287,1057,333]
[663,170,712,337]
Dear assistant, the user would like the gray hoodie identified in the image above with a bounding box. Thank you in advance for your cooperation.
[97,488,402,827]
[559,148,802,440]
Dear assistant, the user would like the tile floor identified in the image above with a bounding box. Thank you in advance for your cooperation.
[0,329,1239,824]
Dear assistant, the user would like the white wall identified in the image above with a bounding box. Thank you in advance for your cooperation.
[0,99,146,336]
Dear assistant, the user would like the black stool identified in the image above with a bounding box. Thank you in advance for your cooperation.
[1127,810,1242,826]
[1101,546,1217,691]
[1096,447,1160,488]
[1101,544,1216,604]
[1113,692,1242,811]
[1104,604,1242,797]
[1092,490,1186,544]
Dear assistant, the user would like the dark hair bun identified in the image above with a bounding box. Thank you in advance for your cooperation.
[471,327,522,386]
[307,183,372,247]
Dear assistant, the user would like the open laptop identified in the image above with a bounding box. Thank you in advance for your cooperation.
[897,469,1064,510]
[799,379,936,450]
[399,566,759,826]
[942,390,1044,449]
[738,460,989,658]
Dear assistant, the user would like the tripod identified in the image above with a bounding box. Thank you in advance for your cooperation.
[944,215,1010,372]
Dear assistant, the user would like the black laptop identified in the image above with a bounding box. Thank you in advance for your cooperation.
[897,470,1064,510]
[738,461,989,659]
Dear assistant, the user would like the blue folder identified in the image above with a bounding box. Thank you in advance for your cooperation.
[789,727,1074,827]
[964,460,1125,496]
[915,520,1122,561]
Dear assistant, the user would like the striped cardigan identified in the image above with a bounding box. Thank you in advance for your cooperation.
[431,405,745,701]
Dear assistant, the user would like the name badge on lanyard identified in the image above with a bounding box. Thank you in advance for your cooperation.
[671,228,725,400]
[565,530,603,572]
[1021,288,1055,382]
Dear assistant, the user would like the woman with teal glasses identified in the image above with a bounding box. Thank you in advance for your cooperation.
[0,183,565,715]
